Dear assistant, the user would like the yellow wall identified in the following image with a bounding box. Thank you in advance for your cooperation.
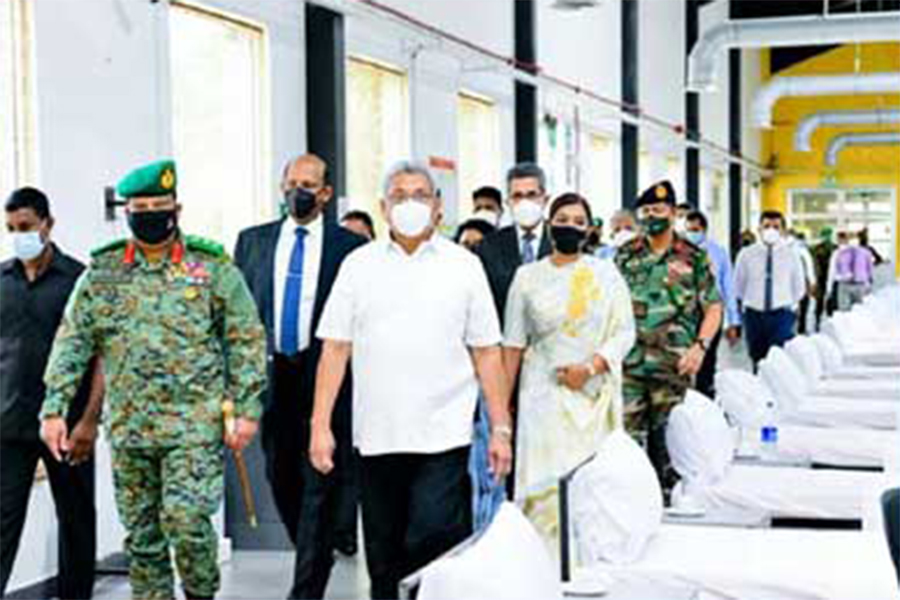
[760,42,900,273]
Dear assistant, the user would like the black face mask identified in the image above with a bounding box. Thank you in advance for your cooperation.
[285,187,319,220]
[551,225,587,255]
[128,210,177,245]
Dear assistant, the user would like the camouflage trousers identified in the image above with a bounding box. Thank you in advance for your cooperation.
[111,444,224,600]
[622,372,690,504]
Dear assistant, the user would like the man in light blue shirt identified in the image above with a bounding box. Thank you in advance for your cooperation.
[685,211,740,397]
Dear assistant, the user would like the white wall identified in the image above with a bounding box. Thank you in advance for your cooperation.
[639,0,685,160]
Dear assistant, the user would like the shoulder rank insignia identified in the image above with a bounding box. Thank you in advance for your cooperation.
[184,234,225,258]
[90,238,127,259]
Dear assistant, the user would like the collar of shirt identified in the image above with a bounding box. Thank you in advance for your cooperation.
[1,243,78,280]
[280,213,323,242]
[386,231,441,259]
[515,223,544,248]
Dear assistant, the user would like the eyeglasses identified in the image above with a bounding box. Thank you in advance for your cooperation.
[387,193,433,204]
[510,190,544,201]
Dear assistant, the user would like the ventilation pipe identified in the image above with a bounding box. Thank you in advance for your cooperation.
[753,73,900,128]
[688,12,900,92]
[824,131,900,166]
[795,109,900,151]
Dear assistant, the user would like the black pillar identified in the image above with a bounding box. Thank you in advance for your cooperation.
[728,48,743,258]
[514,1,538,163]
[685,0,700,208]
[306,4,345,224]
[621,0,639,208]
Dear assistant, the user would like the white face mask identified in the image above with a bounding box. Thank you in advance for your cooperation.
[390,201,433,238]
[472,209,500,227]
[612,229,636,248]
[761,227,781,246]
[512,199,544,229]
[12,231,46,261]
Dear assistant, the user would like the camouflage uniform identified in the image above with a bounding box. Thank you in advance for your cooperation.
[41,235,266,599]
[615,234,721,497]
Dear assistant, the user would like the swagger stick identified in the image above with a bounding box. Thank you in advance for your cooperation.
[223,399,258,528]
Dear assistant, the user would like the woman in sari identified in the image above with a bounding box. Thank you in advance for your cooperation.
[503,193,636,552]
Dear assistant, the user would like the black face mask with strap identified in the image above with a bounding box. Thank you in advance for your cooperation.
[128,210,178,244]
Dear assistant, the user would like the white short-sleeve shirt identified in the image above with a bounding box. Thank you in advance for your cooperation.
[316,235,502,456]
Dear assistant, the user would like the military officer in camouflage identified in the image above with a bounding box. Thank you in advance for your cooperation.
[40,160,267,600]
[615,180,722,501]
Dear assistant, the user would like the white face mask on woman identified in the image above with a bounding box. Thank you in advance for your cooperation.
[390,201,433,238]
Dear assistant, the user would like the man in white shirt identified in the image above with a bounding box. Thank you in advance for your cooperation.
[733,211,807,368]
[310,161,513,599]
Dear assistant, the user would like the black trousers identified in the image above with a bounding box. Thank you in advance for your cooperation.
[0,439,96,599]
[262,354,352,600]
[797,295,810,335]
[694,329,722,399]
[360,446,472,600]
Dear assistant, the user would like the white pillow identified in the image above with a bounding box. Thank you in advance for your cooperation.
[812,333,844,372]
[716,369,775,427]
[568,430,663,566]
[417,503,562,600]
[666,391,735,485]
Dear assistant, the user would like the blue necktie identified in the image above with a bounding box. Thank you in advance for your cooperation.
[522,232,536,264]
[764,245,774,312]
[280,226,307,355]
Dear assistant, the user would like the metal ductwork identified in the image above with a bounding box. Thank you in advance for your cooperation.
[688,12,900,92]
[795,109,900,151]
[824,131,900,166]
[752,72,900,128]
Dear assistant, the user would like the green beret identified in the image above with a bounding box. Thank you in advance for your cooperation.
[117,159,177,198]
[635,180,676,208]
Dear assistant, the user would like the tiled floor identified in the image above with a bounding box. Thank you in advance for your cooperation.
[92,551,370,600]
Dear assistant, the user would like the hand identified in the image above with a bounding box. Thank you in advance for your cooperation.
[725,326,741,347]
[556,364,591,391]
[224,418,258,452]
[67,417,98,465]
[41,417,69,462]
[309,422,336,475]
[488,434,512,484]
[677,344,706,377]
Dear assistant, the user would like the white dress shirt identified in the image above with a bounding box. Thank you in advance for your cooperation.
[316,235,502,456]
[733,240,806,312]
[515,223,544,261]
[274,216,323,354]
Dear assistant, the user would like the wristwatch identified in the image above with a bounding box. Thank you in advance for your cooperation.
[696,337,712,352]
[492,424,513,441]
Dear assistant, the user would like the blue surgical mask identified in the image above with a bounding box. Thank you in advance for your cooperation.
[685,231,705,246]
[12,231,46,261]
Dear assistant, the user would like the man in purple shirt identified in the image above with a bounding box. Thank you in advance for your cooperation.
[830,231,874,311]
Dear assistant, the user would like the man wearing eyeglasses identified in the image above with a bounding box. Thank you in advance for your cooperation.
[309,161,512,600]
[476,163,554,329]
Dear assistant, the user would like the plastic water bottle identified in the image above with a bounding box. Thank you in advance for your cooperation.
[759,401,779,461]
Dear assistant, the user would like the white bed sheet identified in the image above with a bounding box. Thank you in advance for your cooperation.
[812,378,900,400]
[687,463,890,521]
[785,397,899,430]
[581,524,899,600]
[774,424,893,468]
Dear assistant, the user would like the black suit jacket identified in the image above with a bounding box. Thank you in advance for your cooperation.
[234,219,366,419]
[477,225,552,328]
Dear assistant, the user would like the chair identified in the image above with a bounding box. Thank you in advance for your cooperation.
[883,488,900,583]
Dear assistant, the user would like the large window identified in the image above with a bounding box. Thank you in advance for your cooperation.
[457,91,501,223]
[1,0,37,254]
[700,168,727,244]
[346,56,409,237]
[789,187,894,260]
[170,1,271,252]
